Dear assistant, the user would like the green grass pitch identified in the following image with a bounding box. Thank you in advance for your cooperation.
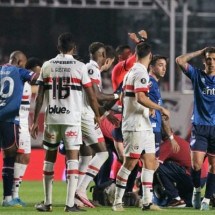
[0,181,214,214]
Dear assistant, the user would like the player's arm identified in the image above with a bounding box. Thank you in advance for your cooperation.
[136,91,170,120]
[92,82,119,103]
[161,115,180,153]
[84,86,101,125]
[30,84,45,139]
[176,48,206,72]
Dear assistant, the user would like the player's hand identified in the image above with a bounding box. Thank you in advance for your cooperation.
[149,108,155,117]
[100,58,114,72]
[170,138,180,153]
[128,32,139,44]
[138,29,148,40]
[107,113,120,127]
[30,123,39,139]
[161,107,170,120]
[94,116,101,126]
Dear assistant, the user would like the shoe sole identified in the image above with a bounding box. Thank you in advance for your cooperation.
[75,193,95,208]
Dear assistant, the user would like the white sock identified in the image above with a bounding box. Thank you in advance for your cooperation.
[12,162,27,198]
[43,161,54,205]
[78,151,108,193]
[202,197,210,204]
[141,168,154,205]
[66,160,79,207]
[78,156,92,187]
[113,166,131,205]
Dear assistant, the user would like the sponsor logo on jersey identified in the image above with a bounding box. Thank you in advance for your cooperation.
[54,68,71,73]
[48,105,70,114]
[141,78,146,84]
[88,69,94,75]
[202,87,215,95]
[65,130,78,137]
[50,60,76,64]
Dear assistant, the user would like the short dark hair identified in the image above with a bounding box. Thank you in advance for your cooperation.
[203,47,215,57]
[150,55,167,66]
[57,32,76,53]
[135,42,151,59]
[89,42,105,55]
[116,45,131,55]
[25,57,42,70]
[105,45,116,59]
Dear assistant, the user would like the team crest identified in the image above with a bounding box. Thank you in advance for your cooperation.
[148,81,152,88]
[141,78,146,84]
[88,69,94,75]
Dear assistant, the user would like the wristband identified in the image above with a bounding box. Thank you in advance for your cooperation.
[103,111,110,117]
[114,93,119,99]
[169,134,174,140]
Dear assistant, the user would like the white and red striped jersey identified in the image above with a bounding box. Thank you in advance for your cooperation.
[37,54,92,125]
[82,60,101,116]
[19,82,31,126]
[122,63,152,131]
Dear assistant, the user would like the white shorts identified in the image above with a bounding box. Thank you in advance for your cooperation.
[43,124,82,151]
[18,124,31,154]
[123,130,155,158]
[81,113,104,145]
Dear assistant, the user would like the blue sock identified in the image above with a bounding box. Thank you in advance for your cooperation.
[191,168,201,188]
[2,157,15,197]
[205,172,215,199]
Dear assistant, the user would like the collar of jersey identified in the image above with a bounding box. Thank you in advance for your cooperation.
[89,60,99,69]
[58,54,74,59]
[134,62,147,71]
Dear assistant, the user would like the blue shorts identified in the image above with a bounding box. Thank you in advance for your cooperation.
[112,126,123,142]
[190,125,215,155]
[0,122,19,150]
[154,132,162,157]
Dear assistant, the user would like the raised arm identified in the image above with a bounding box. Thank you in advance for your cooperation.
[176,48,206,71]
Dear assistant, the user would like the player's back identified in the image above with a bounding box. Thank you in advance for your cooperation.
[0,64,32,124]
[40,54,91,125]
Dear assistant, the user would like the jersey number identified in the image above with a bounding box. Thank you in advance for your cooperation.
[52,77,70,99]
[0,77,14,98]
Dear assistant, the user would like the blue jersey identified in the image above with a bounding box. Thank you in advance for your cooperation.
[0,65,34,124]
[185,65,215,125]
[149,75,163,132]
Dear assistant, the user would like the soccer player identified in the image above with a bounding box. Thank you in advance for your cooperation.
[12,58,42,206]
[153,133,193,208]
[112,42,170,212]
[75,42,119,208]
[176,47,215,210]
[31,33,100,212]
[148,55,179,157]
[0,51,39,207]
[115,45,132,62]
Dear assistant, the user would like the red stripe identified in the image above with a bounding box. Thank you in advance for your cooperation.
[44,77,53,83]
[43,171,54,176]
[124,85,134,90]
[22,95,29,99]
[91,78,100,84]
[78,171,86,175]
[83,82,92,88]
[88,165,99,172]
[130,153,140,159]
[98,137,105,143]
[67,169,80,175]
[116,175,127,183]
[71,78,81,83]
[17,149,25,154]
[135,87,149,93]
[14,178,20,181]
[142,182,153,186]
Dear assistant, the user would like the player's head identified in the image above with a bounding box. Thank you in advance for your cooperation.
[135,42,152,63]
[203,47,215,75]
[116,45,132,61]
[89,42,106,66]
[9,51,27,68]
[26,57,42,74]
[57,32,76,54]
[149,55,167,79]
